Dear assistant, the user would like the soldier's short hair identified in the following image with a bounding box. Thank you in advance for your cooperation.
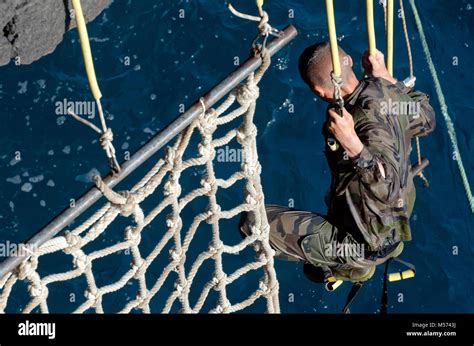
[298,42,352,91]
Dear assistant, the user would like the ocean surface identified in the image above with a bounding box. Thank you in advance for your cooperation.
[0,0,473,313]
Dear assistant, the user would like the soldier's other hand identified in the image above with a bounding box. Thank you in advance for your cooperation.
[327,108,364,159]
[362,49,397,84]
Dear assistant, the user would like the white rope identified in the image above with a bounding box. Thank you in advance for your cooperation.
[409,0,474,212]
[0,47,280,313]
[67,103,121,173]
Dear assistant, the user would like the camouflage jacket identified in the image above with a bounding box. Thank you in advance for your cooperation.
[323,77,436,251]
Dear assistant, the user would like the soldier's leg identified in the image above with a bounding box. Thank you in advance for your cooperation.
[239,205,376,282]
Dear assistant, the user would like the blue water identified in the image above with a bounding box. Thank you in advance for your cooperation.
[0,0,473,313]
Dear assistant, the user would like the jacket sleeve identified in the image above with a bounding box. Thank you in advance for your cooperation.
[350,104,402,205]
[395,81,436,137]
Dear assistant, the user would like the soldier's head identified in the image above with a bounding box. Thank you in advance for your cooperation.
[298,42,358,102]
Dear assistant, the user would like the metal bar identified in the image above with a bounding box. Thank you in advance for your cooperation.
[0,25,298,279]
[411,157,429,177]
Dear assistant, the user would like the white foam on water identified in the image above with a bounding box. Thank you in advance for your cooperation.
[35,79,46,89]
[62,146,71,154]
[143,128,154,135]
[6,175,22,184]
[29,175,44,183]
[46,179,55,187]
[75,168,101,183]
[18,81,28,94]
[9,158,20,166]
[21,183,33,192]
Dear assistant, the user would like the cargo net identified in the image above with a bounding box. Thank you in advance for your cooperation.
[0,48,280,314]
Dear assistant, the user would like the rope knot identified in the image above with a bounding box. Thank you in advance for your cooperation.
[169,248,184,263]
[94,176,140,218]
[242,161,261,176]
[131,258,144,275]
[256,250,268,264]
[197,142,215,161]
[206,204,221,222]
[200,178,213,192]
[212,273,227,288]
[63,231,83,254]
[164,179,181,196]
[174,279,187,294]
[99,128,114,151]
[259,281,277,297]
[235,83,260,106]
[257,11,271,37]
[125,226,141,243]
[118,192,137,217]
[17,257,39,280]
[73,251,88,270]
[165,147,177,166]
[28,282,45,298]
[198,109,218,135]
[166,214,176,229]
[85,288,99,302]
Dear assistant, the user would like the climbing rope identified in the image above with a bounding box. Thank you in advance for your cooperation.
[0,3,280,314]
[385,0,394,75]
[366,0,377,56]
[69,0,121,173]
[398,0,430,187]
[409,0,474,211]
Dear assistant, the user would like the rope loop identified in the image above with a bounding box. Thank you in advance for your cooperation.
[94,176,138,218]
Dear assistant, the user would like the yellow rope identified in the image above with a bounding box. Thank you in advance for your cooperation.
[386,0,394,76]
[366,0,377,55]
[256,0,264,16]
[71,0,102,101]
[325,0,341,77]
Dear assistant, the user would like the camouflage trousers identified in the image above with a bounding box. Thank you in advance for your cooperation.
[239,205,398,282]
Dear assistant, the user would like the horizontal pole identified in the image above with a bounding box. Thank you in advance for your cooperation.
[0,25,298,279]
